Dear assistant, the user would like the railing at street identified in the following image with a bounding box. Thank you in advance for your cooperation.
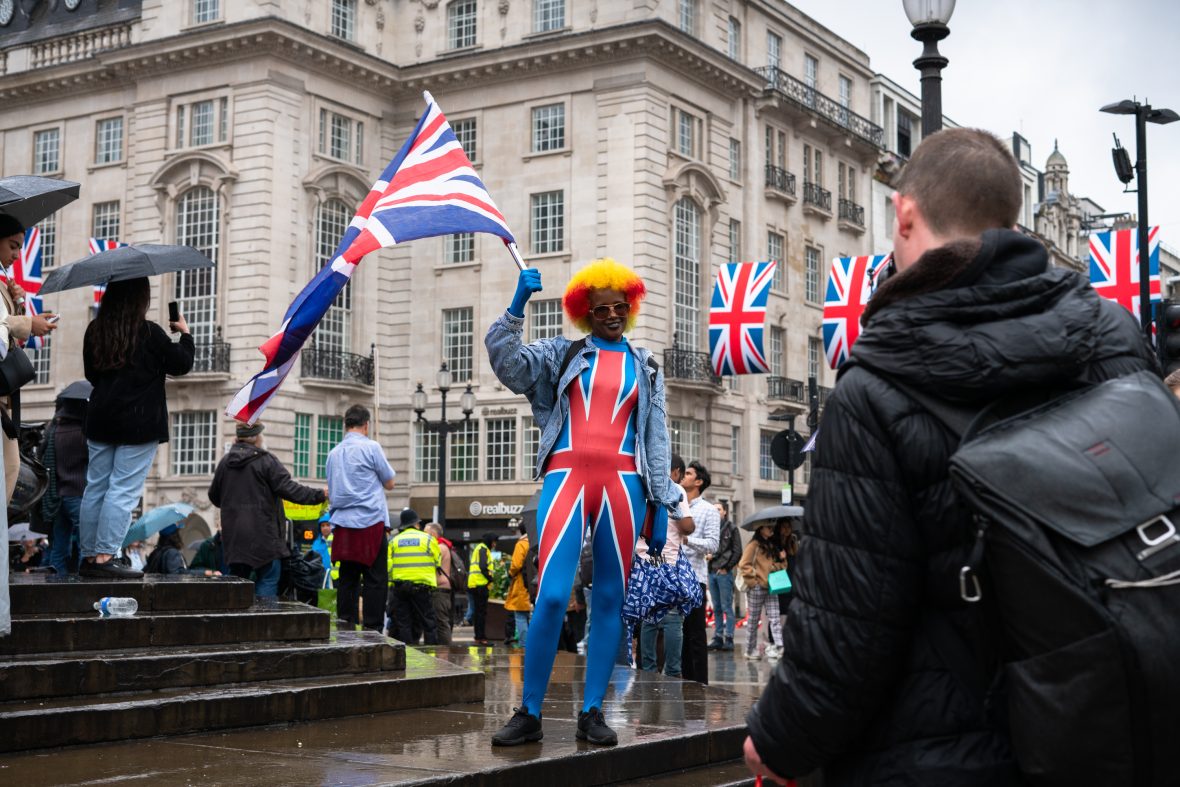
[755,66,885,149]
[301,346,375,386]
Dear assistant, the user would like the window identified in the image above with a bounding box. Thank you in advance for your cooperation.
[92,202,120,248]
[316,416,345,480]
[678,0,697,34]
[29,335,50,385]
[530,191,564,253]
[669,418,701,462]
[531,104,565,152]
[442,307,474,383]
[319,109,363,165]
[728,219,741,263]
[804,54,818,89]
[848,166,857,202]
[294,413,312,478]
[446,233,475,264]
[671,107,700,159]
[37,214,57,270]
[805,246,821,303]
[534,0,564,32]
[331,0,356,40]
[521,417,540,478]
[897,111,913,158]
[175,98,229,148]
[768,231,785,292]
[767,32,782,70]
[450,419,479,482]
[729,138,741,180]
[171,411,218,475]
[414,422,440,484]
[95,117,123,164]
[760,430,783,481]
[814,148,823,186]
[451,117,477,162]
[808,337,822,380]
[447,0,477,49]
[485,418,516,481]
[34,129,60,174]
[839,76,851,108]
[529,298,563,340]
[192,0,219,24]
[838,162,847,200]
[673,198,701,352]
[316,199,352,354]
[769,326,784,376]
[731,425,742,476]
[190,101,214,146]
[803,143,811,183]
[727,16,741,59]
[175,187,219,346]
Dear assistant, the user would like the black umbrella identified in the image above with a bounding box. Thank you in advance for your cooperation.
[740,505,804,531]
[0,176,81,228]
[39,244,214,294]
[56,380,93,401]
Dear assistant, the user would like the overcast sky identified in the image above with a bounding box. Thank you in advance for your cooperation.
[786,0,1180,245]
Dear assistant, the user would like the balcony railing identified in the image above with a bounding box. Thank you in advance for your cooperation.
[664,346,721,386]
[755,66,885,149]
[803,182,832,212]
[301,345,375,386]
[838,198,865,227]
[764,165,796,196]
[30,23,132,69]
[767,376,806,404]
[191,340,231,374]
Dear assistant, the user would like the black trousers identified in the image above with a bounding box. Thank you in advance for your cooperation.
[469,585,489,640]
[336,533,388,632]
[681,583,709,684]
[391,581,438,644]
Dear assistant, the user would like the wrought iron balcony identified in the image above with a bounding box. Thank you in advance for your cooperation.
[301,345,375,386]
[764,165,797,197]
[767,376,806,404]
[803,182,832,212]
[664,346,721,386]
[838,198,865,228]
[755,66,885,149]
[191,340,231,374]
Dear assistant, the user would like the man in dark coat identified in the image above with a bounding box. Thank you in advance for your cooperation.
[208,422,326,597]
[744,128,1156,786]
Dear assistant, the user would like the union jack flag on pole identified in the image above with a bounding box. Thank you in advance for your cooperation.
[227,92,519,424]
[1089,226,1160,317]
[708,261,775,376]
[89,238,127,305]
[822,253,891,369]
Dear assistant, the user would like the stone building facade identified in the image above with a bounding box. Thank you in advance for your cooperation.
[0,0,886,543]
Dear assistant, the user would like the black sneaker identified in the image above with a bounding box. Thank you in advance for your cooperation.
[721,638,735,651]
[707,637,724,650]
[79,560,144,579]
[576,707,618,746]
[491,707,543,746]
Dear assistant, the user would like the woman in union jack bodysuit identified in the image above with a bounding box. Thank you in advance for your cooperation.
[485,258,683,747]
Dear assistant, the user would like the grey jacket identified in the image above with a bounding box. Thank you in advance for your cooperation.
[485,311,681,515]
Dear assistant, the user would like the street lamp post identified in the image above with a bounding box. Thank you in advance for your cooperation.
[903,0,956,138]
[412,362,475,530]
[1100,98,1179,336]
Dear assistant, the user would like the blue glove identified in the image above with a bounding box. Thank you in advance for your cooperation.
[508,268,543,318]
[648,506,668,558]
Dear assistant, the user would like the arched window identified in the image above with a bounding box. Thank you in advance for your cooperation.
[175,186,219,347]
[316,198,352,355]
[673,197,702,352]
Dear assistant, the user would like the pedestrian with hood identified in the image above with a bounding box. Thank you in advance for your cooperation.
[144,523,219,577]
[40,383,90,575]
[208,422,327,598]
[743,128,1156,786]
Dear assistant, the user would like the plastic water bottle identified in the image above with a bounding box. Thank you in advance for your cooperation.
[93,597,138,617]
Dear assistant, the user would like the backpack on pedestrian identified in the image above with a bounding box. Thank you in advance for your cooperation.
[448,547,468,590]
[522,539,539,603]
[884,367,1180,786]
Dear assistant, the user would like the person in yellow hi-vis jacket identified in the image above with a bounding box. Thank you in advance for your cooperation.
[468,532,498,646]
[387,508,439,644]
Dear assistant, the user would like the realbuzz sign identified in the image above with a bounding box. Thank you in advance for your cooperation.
[469,501,525,517]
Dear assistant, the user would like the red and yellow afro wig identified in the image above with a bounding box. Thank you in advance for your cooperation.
[563,258,647,334]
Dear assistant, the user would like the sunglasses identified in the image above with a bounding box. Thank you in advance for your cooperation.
[591,302,631,320]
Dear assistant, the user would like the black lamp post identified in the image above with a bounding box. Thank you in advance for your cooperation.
[412,362,475,529]
[1100,98,1179,336]
[903,0,956,138]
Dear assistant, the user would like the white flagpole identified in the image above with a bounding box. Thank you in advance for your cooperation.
[506,241,527,272]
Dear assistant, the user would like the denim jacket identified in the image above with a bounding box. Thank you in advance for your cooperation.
[485,311,681,515]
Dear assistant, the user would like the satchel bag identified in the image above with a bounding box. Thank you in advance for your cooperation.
[768,568,792,595]
[0,344,34,397]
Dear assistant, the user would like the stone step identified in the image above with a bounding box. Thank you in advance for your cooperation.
[0,629,403,701]
[0,601,329,655]
[8,572,255,615]
[615,758,756,786]
[0,648,484,753]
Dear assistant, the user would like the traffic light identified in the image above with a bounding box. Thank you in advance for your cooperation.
[1156,299,1180,374]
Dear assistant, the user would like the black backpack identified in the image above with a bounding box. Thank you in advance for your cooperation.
[448,545,468,590]
[890,368,1180,786]
[521,539,539,603]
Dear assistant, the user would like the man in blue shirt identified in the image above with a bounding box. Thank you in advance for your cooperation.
[326,405,396,632]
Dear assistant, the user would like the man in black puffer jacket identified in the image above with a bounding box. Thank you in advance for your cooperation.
[744,128,1156,786]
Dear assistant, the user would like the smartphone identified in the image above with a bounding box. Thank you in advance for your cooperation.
[45,315,60,325]
[168,301,180,322]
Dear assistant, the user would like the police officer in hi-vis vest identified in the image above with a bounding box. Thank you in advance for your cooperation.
[468,532,498,646]
[387,508,440,644]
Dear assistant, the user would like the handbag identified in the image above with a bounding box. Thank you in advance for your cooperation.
[768,568,793,595]
[0,344,34,397]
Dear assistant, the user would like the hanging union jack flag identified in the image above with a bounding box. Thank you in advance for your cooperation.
[822,253,891,369]
[1089,226,1160,317]
[89,237,127,306]
[227,91,517,424]
[708,261,776,376]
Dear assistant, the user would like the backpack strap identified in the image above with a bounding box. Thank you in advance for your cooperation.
[557,338,587,383]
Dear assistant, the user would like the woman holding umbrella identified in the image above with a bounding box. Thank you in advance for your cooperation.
[79,278,193,578]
